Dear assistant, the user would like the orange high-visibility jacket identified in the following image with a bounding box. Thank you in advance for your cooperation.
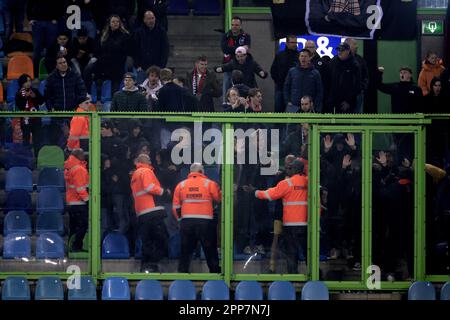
[172,172,222,220]
[255,174,308,226]
[67,106,89,151]
[131,163,164,216]
[64,155,89,205]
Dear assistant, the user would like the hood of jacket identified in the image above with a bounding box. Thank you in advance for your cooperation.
[64,154,87,171]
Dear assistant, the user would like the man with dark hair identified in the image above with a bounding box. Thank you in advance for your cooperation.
[284,49,323,113]
[45,55,87,112]
[271,35,299,113]
[140,65,163,109]
[44,30,74,73]
[111,72,148,112]
[377,66,423,113]
[221,16,251,101]
[133,10,169,83]
[328,42,361,113]
[71,27,98,77]
[186,55,221,112]
[230,70,250,98]
[156,68,196,112]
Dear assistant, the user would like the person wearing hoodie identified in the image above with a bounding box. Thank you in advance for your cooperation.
[64,148,89,251]
[123,119,149,158]
[215,46,267,90]
[377,66,423,113]
[271,35,299,113]
[418,51,446,96]
[284,49,323,113]
[111,72,148,112]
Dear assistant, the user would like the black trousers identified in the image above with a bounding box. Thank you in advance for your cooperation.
[281,225,307,274]
[178,218,220,273]
[137,210,169,264]
[68,204,88,250]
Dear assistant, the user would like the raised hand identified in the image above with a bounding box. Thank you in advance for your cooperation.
[342,154,352,169]
[323,135,333,151]
[345,133,356,149]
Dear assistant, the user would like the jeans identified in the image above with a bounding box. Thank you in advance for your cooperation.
[31,20,59,77]
[71,20,97,40]
[3,0,26,40]
[274,89,285,113]
[222,71,231,102]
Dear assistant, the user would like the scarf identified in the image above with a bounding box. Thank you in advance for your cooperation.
[192,68,206,96]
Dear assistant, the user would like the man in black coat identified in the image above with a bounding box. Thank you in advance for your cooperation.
[155,68,196,112]
[45,56,87,111]
[377,66,423,114]
[270,35,299,113]
[132,10,169,83]
[328,42,361,113]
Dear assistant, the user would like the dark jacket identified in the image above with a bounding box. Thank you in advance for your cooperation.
[232,83,250,98]
[217,54,267,89]
[328,55,361,113]
[376,71,423,113]
[101,135,128,161]
[133,24,169,69]
[27,0,65,21]
[186,69,221,112]
[95,30,132,82]
[155,82,197,112]
[15,88,46,112]
[221,30,251,63]
[354,53,369,92]
[45,68,87,111]
[45,42,75,74]
[72,36,97,67]
[137,0,168,31]
[423,93,447,114]
[270,48,299,90]
[284,65,323,112]
[111,87,148,112]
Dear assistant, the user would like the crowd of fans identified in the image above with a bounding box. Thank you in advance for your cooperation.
[0,1,449,276]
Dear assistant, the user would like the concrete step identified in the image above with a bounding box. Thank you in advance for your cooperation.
[167,15,224,36]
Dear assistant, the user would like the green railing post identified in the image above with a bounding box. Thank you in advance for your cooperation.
[223,122,234,285]
[309,125,320,280]
[415,126,427,280]
[225,0,233,31]
[362,129,372,287]
[90,112,101,280]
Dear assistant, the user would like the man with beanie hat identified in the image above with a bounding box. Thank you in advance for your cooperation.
[111,72,148,112]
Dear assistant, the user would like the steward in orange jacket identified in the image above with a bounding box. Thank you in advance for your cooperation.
[64,148,89,251]
[255,159,307,273]
[172,163,222,273]
[67,98,94,151]
[131,153,169,273]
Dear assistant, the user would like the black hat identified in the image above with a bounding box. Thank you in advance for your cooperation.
[336,42,350,51]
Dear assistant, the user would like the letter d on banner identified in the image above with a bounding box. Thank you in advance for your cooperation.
[366,265,381,290]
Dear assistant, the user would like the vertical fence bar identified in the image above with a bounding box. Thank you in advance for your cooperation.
[309,125,320,280]
[362,129,372,287]
[225,0,233,31]
[415,127,426,280]
[90,112,101,280]
[223,123,234,285]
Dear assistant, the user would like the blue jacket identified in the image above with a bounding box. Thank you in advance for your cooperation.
[284,65,323,112]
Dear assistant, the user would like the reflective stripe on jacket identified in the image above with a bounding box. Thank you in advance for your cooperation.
[255,174,308,226]
[172,172,221,220]
[64,155,89,205]
[67,106,89,150]
[131,163,164,216]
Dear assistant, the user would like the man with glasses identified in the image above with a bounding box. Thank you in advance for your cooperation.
[270,35,299,113]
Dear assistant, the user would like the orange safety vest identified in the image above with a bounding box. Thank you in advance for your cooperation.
[172,172,221,220]
[255,174,308,226]
[67,106,90,151]
[131,163,164,216]
[64,155,89,205]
